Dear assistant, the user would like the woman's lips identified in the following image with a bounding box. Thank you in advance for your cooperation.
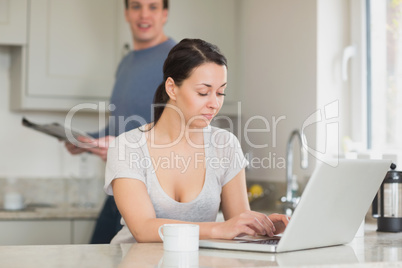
[202,114,214,120]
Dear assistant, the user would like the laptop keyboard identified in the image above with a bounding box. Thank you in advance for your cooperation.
[242,239,280,245]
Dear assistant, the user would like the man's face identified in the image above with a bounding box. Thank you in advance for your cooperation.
[125,0,168,49]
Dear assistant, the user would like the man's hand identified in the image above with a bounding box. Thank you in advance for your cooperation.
[83,136,115,161]
[65,141,87,155]
[64,136,116,161]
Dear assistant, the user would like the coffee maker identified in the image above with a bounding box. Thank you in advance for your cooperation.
[372,163,402,232]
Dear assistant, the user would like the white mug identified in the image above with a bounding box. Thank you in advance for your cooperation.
[158,224,199,251]
[3,192,25,210]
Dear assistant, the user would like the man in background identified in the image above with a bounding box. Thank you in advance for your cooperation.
[65,0,176,243]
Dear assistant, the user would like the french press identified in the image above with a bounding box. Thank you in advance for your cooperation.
[372,163,402,232]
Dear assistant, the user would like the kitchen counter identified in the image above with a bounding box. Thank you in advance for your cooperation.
[1,223,402,267]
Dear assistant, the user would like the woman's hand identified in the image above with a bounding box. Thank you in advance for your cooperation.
[212,211,281,240]
[268,213,290,235]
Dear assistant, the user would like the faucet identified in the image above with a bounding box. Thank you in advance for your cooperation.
[281,129,308,216]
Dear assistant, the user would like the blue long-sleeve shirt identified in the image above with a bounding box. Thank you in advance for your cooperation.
[91,38,176,138]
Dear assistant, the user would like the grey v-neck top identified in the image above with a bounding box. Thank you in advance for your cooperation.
[104,126,248,244]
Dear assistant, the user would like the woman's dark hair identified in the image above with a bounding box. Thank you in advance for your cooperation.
[150,38,227,128]
[125,0,169,10]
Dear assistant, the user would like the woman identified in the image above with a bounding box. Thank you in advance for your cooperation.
[105,38,289,244]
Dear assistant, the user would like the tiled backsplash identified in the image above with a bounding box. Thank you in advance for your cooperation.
[247,180,287,212]
[0,177,105,207]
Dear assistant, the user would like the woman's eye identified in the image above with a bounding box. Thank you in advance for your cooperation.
[198,93,208,96]
[218,93,226,96]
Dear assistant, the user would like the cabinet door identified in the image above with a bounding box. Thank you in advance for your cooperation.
[0,0,27,45]
[25,0,126,108]
[0,220,71,245]
[72,219,96,244]
[10,0,130,111]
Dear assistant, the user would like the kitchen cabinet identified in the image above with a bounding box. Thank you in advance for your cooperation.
[0,220,71,245]
[10,0,131,111]
[72,219,96,244]
[0,219,96,245]
[0,0,27,45]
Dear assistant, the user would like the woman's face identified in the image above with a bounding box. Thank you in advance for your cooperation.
[172,62,227,129]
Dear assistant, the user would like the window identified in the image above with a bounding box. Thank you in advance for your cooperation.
[367,0,402,153]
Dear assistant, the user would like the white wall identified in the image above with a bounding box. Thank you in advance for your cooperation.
[235,0,352,184]
[0,46,105,179]
[164,0,240,111]
[238,0,318,183]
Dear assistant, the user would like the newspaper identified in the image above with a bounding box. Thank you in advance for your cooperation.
[22,117,95,147]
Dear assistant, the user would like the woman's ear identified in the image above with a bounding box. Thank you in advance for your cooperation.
[165,77,177,101]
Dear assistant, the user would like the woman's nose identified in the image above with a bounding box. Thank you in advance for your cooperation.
[208,95,220,109]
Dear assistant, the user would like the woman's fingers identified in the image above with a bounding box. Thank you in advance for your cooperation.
[220,211,290,240]
[250,211,276,234]
[240,225,258,237]
[238,211,275,237]
[268,213,290,234]
[236,216,267,236]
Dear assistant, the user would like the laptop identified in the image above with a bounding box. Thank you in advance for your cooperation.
[199,159,391,253]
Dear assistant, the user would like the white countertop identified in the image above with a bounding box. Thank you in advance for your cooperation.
[1,223,402,267]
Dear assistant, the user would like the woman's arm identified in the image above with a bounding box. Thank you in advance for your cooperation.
[112,175,285,242]
[219,169,290,237]
[220,169,250,219]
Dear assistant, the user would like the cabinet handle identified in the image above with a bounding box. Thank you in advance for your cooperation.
[341,45,356,81]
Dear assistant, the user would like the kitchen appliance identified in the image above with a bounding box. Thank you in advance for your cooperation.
[372,163,402,232]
